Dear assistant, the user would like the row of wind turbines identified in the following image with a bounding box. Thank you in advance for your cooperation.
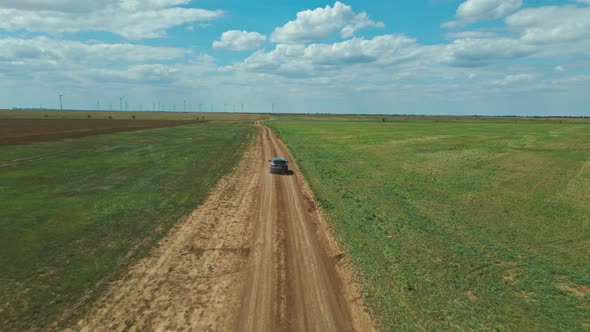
[57,94,127,111]
[57,94,257,113]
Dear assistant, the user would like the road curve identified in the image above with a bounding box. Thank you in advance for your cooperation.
[69,123,373,331]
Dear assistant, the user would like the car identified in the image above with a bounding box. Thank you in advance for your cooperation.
[269,157,289,174]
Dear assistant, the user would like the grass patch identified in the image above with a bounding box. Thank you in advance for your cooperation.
[268,120,590,330]
[0,122,254,330]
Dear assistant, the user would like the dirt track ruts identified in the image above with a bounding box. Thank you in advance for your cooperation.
[70,123,373,331]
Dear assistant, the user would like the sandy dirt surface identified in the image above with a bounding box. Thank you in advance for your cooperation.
[71,124,373,331]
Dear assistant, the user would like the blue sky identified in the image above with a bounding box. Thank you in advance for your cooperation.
[0,0,589,115]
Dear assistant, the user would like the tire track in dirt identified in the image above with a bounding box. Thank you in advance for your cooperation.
[69,124,373,331]
[237,124,374,332]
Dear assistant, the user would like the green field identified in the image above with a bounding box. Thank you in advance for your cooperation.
[271,113,590,125]
[0,122,254,330]
[268,120,590,330]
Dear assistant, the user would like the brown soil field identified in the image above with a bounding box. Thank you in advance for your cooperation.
[0,118,201,145]
[0,109,262,122]
[66,124,373,331]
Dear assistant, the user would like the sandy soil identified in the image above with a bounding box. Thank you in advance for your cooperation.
[70,124,373,331]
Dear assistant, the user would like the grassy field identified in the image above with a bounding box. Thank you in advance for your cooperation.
[268,120,590,330]
[272,113,590,124]
[0,122,254,330]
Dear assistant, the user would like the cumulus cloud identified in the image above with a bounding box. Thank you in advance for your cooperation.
[0,0,223,39]
[1,1,588,116]
[441,38,536,67]
[270,1,384,44]
[242,35,418,76]
[213,30,266,51]
[82,65,180,85]
[76,54,218,86]
[241,33,542,78]
[0,0,118,12]
[443,0,522,27]
[252,2,590,77]
[0,37,184,63]
[506,6,590,46]
[0,36,192,85]
[305,35,418,66]
[0,37,221,92]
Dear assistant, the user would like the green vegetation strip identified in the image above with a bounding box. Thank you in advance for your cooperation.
[0,123,254,330]
[268,120,590,330]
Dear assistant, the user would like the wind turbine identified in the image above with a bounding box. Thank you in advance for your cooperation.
[58,93,64,110]
[119,97,125,111]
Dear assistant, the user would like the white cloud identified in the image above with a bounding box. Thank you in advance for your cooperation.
[488,73,537,86]
[242,35,418,76]
[242,45,310,76]
[213,30,266,51]
[0,0,223,39]
[241,34,541,78]
[238,2,590,85]
[0,1,588,116]
[506,6,590,46]
[304,35,418,66]
[441,38,536,67]
[76,54,218,87]
[0,0,118,12]
[0,36,193,89]
[0,37,184,63]
[443,0,522,27]
[445,31,497,39]
[80,65,180,85]
[270,1,383,44]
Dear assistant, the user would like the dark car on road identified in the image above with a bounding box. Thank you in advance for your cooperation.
[269,157,289,174]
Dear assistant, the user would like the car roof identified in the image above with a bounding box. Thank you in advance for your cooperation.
[272,157,287,161]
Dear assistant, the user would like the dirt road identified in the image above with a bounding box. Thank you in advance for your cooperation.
[72,124,373,331]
